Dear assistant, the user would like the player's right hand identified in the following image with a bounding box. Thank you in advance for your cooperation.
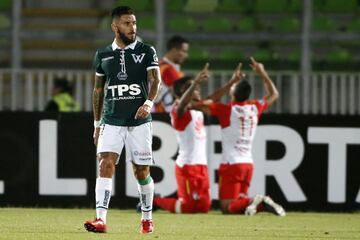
[230,63,246,84]
[93,127,100,146]
[194,63,210,84]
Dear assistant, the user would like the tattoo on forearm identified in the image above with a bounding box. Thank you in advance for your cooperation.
[93,76,105,120]
[93,90,104,120]
[148,68,161,101]
[95,77,105,88]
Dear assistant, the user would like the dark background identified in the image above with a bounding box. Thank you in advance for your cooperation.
[0,112,359,211]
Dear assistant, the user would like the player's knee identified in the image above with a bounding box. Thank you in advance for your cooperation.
[196,198,211,213]
[98,156,115,177]
[180,200,196,213]
[220,200,230,214]
[133,164,150,180]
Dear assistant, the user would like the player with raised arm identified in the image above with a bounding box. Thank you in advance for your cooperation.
[195,57,285,216]
[83,6,161,234]
[153,63,244,213]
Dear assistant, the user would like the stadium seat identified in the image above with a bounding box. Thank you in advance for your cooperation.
[287,0,302,12]
[116,0,152,11]
[189,48,210,60]
[254,0,288,13]
[137,15,155,30]
[322,0,358,12]
[0,14,10,29]
[327,48,352,62]
[216,0,252,13]
[347,18,360,32]
[183,0,217,12]
[203,17,233,32]
[313,0,326,12]
[253,48,274,61]
[272,17,301,32]
[220,49,245,61]
[312,16,337,32]
[237,17,258,32]
[287,51,301,62]
[0,0,11,11]
[98,15,111,30]
[167,0,186,12]
[168,16,197,32]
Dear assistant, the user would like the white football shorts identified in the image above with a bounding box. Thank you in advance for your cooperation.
[96,122,154,165]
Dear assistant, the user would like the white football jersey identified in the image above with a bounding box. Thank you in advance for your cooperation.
[209,99,268,164]
[170,105,207,167]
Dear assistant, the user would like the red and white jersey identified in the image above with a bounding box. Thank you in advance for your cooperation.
[170,104,207,167]
[208,98,268,164]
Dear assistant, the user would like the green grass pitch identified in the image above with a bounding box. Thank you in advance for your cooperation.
[0,208,359,240]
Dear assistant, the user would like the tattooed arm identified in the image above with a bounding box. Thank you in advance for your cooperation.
[93,75,105,145]
[134,67,161,119]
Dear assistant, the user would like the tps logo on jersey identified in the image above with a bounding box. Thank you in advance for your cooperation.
[108,84,141,99]
[131,53,145,63]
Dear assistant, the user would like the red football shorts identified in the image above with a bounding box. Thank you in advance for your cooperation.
[175,164,211,211]
[218,163,254,200]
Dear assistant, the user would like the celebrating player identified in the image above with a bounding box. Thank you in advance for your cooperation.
[153,63,244,213]
[84,6,161,234]
[195,57,285,216]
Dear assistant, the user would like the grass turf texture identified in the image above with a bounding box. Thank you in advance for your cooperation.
[0,208,359,240]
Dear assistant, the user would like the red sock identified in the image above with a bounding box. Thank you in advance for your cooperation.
[228,197,251,214]
[154,197,177,213]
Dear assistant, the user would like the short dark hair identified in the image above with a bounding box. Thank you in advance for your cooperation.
[54,78,72,93]
[173,76,193,97]
[166,35,189,51]
[111,6,135,20]
[233,80,252,102]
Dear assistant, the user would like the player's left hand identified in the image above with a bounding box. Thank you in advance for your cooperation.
[134,104,151,119]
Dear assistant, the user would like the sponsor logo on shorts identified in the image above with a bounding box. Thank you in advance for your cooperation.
[134,151,151,157]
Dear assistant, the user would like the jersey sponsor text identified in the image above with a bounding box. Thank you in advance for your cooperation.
[108,84,141,97]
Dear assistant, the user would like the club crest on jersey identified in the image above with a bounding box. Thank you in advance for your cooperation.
[131,53,145,63]
[117,72,128,81]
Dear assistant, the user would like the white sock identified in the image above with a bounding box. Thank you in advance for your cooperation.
[175,199,182,213]
[137,176,154,220]
[95,177,112,223]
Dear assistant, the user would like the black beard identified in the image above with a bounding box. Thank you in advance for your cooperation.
[118,31,135,45]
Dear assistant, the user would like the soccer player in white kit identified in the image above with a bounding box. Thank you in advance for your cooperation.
[196,57,285,216]
[153,63,244,213]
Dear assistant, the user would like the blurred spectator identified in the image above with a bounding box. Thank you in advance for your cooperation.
[44,78,80,112]
[153,35,189,112]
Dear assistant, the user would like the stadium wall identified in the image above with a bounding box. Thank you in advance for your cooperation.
[0,112,359,212]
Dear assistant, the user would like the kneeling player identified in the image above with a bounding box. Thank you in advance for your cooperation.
[194,58,285,216]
